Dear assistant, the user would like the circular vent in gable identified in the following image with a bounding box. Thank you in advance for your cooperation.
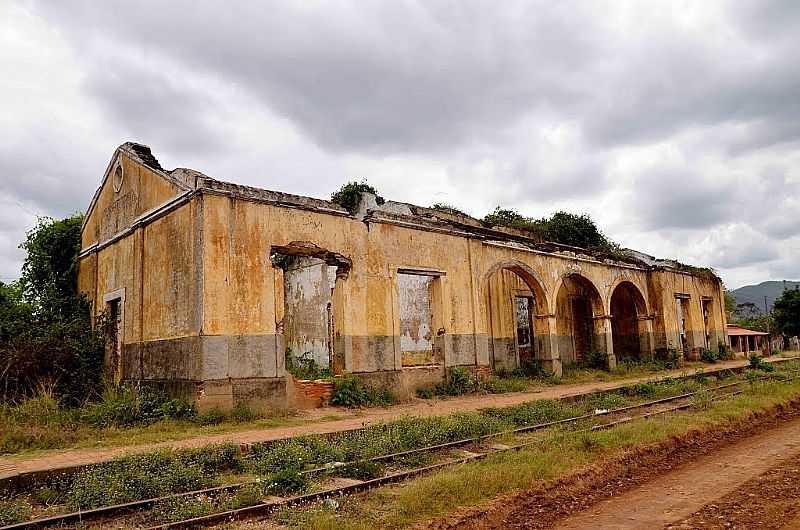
[113,163,124,192]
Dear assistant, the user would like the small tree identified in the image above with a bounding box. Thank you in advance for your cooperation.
[0,215,105,404]
[330,180,384,214]
[773,287,800,338]
[482,208,619,252]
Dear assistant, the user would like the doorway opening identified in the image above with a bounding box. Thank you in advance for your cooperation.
[271,242,351,378]
[610,281,648,361]
[485,264,548,373]
[555,274,604,366]
[104,297,123,383]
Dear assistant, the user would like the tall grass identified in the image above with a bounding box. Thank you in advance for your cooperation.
[283,374,800,529]
[0,384,221,454]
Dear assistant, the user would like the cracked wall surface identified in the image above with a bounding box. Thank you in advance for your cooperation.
[78,143,730,410]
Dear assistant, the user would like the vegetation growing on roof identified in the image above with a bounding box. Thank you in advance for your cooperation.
[670,262,719,280]
[482,208,627,257]
[430,203,468,217]
[330,180,384,214]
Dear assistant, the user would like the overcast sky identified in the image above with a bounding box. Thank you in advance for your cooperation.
[1,1,799,289]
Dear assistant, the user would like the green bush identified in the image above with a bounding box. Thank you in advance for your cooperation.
[584,350,608,370]
[81,385,195,428]
[330,180,384,214]
[285,349,332,380]
[265,466,308,496]
[444,367,479,395]
[700,348,718,363]
[1,215,106,405]
[330,376,395,407]
[749,354,775,372]
[718,341,735,360]
[482,208,624,255]
[0,498,31,526]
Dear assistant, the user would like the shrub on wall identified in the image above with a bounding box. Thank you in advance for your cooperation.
[330,180,384,214]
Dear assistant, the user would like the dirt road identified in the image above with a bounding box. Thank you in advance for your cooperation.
[436,404,800,530]
[553,417,800,529]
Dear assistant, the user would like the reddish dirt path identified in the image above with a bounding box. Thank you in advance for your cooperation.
[0,357,784,482]
[551,417,800,529]
[671,452,800,529]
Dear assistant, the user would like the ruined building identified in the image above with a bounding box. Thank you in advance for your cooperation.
[78,143,728,410]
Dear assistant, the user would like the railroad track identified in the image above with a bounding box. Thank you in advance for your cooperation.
[3,369,794,530]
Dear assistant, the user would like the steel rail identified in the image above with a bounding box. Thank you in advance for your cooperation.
[2,371,791,530]
[147,386,756,529]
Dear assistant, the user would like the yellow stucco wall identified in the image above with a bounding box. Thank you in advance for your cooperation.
[77,146,728,407]
[78,148,200,386]
[81,152,182,250]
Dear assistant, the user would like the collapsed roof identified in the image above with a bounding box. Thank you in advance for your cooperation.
[114,142,719,279]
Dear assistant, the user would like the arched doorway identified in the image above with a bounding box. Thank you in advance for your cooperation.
[555,273,605,366]
[485,262,549,373]
[610,281,649,361]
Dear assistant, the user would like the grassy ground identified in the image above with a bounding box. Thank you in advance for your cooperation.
[266,365,800,529]
[0,411,332,458]
[0,369,732,526]
[0,358,705,456]
[0,385,347,457]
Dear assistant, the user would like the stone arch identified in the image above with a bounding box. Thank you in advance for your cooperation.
[482,260,554,374]
[554,271,611,367]
[604,275,650,316]
[609,281,653,361]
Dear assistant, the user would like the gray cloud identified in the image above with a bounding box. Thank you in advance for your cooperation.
[630,167,738,230]
[0,0,798,288]
[84,54,224,156]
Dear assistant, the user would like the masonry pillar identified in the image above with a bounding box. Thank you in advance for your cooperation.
[593,315,617,370]
[638,315,656,360]
[536,314,562,377]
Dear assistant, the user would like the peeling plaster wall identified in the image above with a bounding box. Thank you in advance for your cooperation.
[398,273,434,366]
[78,153,201,387]
[78,147,729,410]
[283,256,335,368]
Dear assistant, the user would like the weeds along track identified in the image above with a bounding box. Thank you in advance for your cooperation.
[3,370,792,530]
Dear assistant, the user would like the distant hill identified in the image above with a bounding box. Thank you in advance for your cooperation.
[730,281,800,315]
